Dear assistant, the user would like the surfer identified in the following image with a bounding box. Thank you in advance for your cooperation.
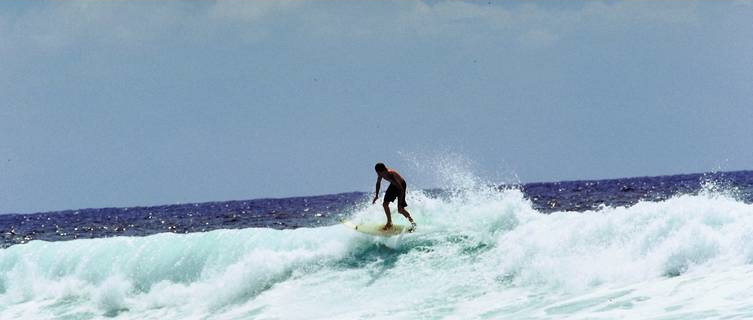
[372,162,416,231]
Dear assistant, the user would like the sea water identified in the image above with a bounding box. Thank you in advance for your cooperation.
[2,171,753,319]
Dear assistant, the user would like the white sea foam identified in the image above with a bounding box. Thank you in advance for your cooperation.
[2,183,753,319]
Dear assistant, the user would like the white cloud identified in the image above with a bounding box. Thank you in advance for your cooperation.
[208,0,302,22]
[0,0,711,61]
[579,1,700,26]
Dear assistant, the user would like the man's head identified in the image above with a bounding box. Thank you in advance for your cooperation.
[374,162,387,173]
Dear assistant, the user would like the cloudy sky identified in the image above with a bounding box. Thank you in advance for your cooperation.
[1,1,751,213]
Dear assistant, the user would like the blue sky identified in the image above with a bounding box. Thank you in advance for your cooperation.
[1,1,751,213]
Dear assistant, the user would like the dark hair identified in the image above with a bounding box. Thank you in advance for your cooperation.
[374,162,387,172]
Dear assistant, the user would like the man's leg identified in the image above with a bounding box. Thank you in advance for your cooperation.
[397,207,416,231]
[382,202,393,229]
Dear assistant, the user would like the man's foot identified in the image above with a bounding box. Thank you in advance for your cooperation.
[408,221,417,233]
[382,223,393,230]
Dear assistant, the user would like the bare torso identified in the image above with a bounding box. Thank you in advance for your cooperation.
[382,169,405,186]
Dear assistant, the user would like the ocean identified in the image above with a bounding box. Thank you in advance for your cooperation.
[1,170,753,319]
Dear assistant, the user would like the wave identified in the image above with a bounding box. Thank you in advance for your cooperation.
[2,186,753,319]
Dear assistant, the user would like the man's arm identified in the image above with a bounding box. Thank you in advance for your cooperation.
[372,176,382,204]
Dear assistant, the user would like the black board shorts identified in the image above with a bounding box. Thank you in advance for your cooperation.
[384,181,408,207]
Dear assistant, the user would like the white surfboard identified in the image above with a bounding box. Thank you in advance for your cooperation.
[342,220,409,237]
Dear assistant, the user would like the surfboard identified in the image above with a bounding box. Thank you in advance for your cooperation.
[342,220,408,237]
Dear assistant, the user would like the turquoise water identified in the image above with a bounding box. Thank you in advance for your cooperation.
[3,185,753,319]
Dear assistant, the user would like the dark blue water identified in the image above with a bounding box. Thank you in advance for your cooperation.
[1,170,752,248]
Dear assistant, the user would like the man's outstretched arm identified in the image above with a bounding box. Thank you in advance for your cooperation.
[372,176,382,204]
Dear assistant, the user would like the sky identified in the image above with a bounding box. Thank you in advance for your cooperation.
[1,1,752,214]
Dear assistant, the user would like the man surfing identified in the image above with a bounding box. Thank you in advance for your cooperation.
[372,162,416,231]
